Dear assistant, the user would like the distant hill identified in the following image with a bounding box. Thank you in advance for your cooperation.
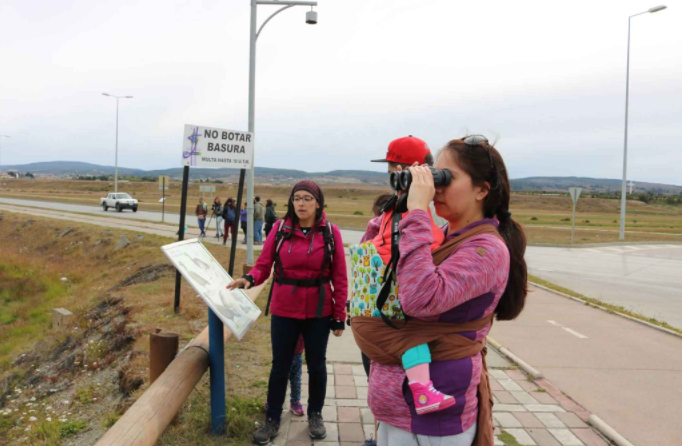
[510,176,682,195]
[3,161,681,194]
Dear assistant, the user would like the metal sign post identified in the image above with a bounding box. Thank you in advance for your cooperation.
[159,176,170,223]
[569,187,582,244]
[174,167,190,313]
[177,124,254,435]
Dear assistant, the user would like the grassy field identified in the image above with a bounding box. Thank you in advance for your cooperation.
[0,178,681,244]
[0,212,272,445]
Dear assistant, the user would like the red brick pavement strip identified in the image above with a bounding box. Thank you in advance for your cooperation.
[505,369,528,380]
[512,412,545,428]
[556,412,589,428]
[535,378,592,422]
[334,364,353,375]
[493,390,519,404]
[571,428,610,446]
[525,428,563,446]
[336,374,356,386]
[335,385,357,399]
[339,422,366,442]
[338,406,361,423]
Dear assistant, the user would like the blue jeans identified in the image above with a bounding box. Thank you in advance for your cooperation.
[289,353,303,403]
[198,217,206,235]
[215,216,224,236]
[254,219,264,242]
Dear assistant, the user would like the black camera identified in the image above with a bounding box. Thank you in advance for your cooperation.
[389,167,452,191]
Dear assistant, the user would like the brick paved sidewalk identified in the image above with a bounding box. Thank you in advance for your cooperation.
[268,347,612,446]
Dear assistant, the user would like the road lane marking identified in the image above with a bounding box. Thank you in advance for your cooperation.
[603,247,625,253]
[583,249,602,253]
[622,246,641,251]
[562,327,588,339]
[546,320,588,339]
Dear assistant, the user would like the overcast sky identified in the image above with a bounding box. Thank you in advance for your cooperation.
[0,0,681,184]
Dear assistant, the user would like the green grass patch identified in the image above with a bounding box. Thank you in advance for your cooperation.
[74,385,98,406]
[528,274,682,334]
[27,419,89,445]
[0,261,70,374]
[498,429,532,446]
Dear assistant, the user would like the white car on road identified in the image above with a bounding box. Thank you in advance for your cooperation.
[101,193,139,212]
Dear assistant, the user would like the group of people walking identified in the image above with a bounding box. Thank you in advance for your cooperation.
[224,134,528,446]
[195,195,279,245]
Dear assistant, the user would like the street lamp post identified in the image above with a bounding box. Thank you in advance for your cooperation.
[245,0,318,266]
[0,135,9,178]
[102,93,133,193]
[619,5,667,241]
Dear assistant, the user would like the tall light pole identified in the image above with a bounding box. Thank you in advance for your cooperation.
[0,135,9,178]
[619,5,667,241]
[245,0,318,265]
[102,93,133,193]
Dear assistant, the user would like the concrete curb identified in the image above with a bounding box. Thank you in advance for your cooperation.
[486,336,543,379]
[528,282,682,338]
[589,415,635,446]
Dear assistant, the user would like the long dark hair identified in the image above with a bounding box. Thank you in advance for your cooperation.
[223,197,235,209]
[284,183,325,227]
[440,137,527,321]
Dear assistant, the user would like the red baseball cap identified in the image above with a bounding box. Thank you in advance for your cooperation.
[371,135,432,165]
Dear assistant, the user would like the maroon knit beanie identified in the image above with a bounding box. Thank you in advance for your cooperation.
[292,181,322,202]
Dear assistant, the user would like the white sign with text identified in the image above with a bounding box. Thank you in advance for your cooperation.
[182,124,254,169]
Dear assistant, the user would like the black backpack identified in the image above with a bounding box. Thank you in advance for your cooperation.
[264,219,336,318]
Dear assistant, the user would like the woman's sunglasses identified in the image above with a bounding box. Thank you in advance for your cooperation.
[464,135,498,188]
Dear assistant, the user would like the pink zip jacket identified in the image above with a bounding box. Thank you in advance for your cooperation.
[364,210,509,436]
[248,212,348,322]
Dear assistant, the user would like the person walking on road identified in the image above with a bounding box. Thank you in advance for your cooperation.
[353,135,528,445]
[211,196,224,239]
[227,181,348,445]
[222,198,236,246]
[264,199,278,237]
[254,196,265,244]
[195,198,208,237]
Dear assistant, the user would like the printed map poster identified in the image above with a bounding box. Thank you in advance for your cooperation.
[182,124,254,169]
[161,239,261,340]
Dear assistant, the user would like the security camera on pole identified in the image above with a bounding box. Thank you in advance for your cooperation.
[245,0,319,271]
[569,187,582,244]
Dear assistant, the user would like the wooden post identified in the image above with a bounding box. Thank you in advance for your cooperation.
[150,329,179,383]
[150,329,180,425]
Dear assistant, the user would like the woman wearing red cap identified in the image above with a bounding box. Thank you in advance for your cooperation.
[228,180,348,445]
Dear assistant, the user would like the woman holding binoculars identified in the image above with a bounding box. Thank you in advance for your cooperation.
[352,135,528,446]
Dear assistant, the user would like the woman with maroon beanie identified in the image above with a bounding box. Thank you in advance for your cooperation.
[228,180,348,445]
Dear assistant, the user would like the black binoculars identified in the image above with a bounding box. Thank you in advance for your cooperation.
[389,167,452,191]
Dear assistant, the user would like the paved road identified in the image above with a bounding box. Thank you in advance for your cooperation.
[527,244,682,328]
[0,197,365,246]
[489,285,682,446]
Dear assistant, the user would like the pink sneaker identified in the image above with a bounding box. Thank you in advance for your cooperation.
[290,401,305,416]
[408,381,455,415]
